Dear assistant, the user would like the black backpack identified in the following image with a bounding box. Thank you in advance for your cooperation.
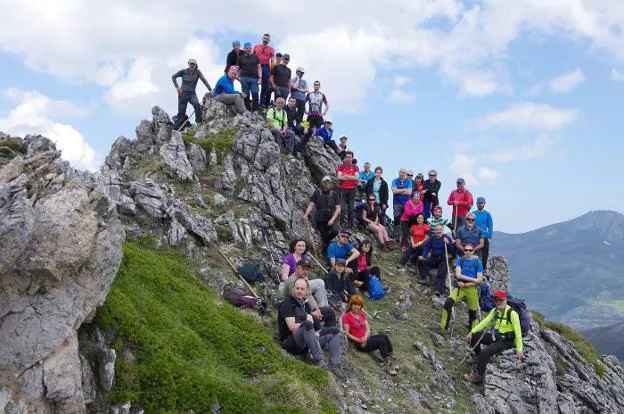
[506,296,531,337]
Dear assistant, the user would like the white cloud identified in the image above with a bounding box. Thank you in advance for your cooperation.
[526,83,544,98]
[611,68,624,81]
[0,89,98,171]
[549,68,585,93]
[387,75,416,104]
[448,153,498,185]
[482,136,557,163]
[478,102,580,131]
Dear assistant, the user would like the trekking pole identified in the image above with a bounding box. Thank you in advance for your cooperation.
[456,329,488,368]
[303,217,319,257]
[452,210,458,238]
[444,241,456,336]
[177,109,195,132]
[308,253,329,274]
[261,228,276,263]
[218,248,260,298]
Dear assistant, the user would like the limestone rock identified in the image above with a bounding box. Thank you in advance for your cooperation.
[187,142,207,174]
[486,256,509,291]
[159,131,195,182]
[80,354,96,405]
[98,348,116,392]
[304,136,340,182]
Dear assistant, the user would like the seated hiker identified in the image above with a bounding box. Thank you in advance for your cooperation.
[418,225,455,296]
[365,166,389,219]
[427,205,453,236]
[278,277,345,379]
[212,65,246,114]
[441,242,484,331]
[303,176,341,253]
[361,194,392,251]
[336,135,350,160]
[317,119,339,152]
[455,212,484,258]
[327,228,360,275]
[324,259,356,303]
[398,213,429,269]
[280,238,309,282]
[400,192,424,251]
[282,258,333,320]
[472,197,493,271]
[342,295,398,375]
[464,290,524,384]
[171,58,213,128]
[354,240,381,292]
[266,97,296,155]
[236,41,261,111]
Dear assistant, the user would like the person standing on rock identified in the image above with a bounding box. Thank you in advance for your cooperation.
[225,40,243,73]
[422,169,441,218]
[278,277,345,379]
[455,212,484,259]
[290,66,309,121]
[266,97,296,154]
[391,168,413,239]
[212,66,247,115]
[171,58,213,128]
[306,81,329,135]
[253,33,275,108]
[447,177,473,231]
[236,42,261,111]
[303,176,342,253]
[336,151,360,229]
[270,53,292,100]
[342,295,398,375]
[464,290,524,384]
[441,242,483,331]
[472,197,493,271]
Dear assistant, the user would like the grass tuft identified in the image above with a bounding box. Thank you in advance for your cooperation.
[94,239,336,413]
[183,128,236,165]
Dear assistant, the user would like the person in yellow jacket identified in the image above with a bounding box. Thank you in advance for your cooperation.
[464,290,525,384]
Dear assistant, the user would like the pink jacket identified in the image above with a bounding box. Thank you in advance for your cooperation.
[401,200,423,222]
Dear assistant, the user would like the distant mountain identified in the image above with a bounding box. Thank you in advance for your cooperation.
[582,323,624,361]
[493,210,624,331]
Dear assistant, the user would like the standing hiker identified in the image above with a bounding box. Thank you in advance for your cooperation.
[171,58,213,129]
[440,242,483,331]
[422,169,441,218]
[391,168,413,239]
[472,197,493,271]
[447,177,473,231]
[303,176,342,253]
[336,151,360,229]
[236,42,261,111]
[225,40,243,73]
[464,290,524,384]
[253,33,275,108]
[455,212,484,259]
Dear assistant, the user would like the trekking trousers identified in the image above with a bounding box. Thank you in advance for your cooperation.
[441,286,479,330]
[177,92,202,123]
[270,128,295,154]
[309,279,329,308]
[215,93,246,114]
[399,244,424,266]
[354,334,393,359]
[423,255,448,294]
[339,188,356,228]
[471,332,514,375]
[239,76,259,110]
[316,219,340,246]
[482,238,490,271]
[260,64,271,106]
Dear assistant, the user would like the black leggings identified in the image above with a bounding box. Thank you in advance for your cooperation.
[471,332,515,375]
[354,334,393,359]
[355,266,381,291]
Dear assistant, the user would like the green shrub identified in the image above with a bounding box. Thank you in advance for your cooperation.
[183,128,236,164]
[95,240,336,413]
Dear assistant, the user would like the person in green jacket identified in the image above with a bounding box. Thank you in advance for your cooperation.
[464,290,525,384]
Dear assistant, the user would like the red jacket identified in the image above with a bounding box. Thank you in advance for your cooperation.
[447,189,473,217]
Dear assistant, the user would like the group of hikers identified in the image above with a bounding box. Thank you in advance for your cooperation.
[171,34,526,386]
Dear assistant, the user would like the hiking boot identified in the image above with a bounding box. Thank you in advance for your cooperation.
[384,361,398,376]
[352,280,364,288]
[328,364,346,381]
[464,372,483,384]
[386,241,394,250]
[314,359,328,370]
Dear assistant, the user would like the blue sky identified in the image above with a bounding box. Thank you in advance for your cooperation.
[0,1,623,233]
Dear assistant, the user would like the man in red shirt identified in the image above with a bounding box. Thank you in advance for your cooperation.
[336,151,360,229]
[253,33,275,108]
[447,177,474,232]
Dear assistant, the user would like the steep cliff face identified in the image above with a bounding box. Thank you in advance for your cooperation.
[1,100,623,413]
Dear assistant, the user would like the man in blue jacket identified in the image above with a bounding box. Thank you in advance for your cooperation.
[212,66,246,114]
[171,58,213,128]
[317,119,338,153]
[472,197,493,271]
[419,224,455,296]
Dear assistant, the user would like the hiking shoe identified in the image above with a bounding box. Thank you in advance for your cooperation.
[328,364,346,381]
[464,372,483,384]
[314,359,328,370]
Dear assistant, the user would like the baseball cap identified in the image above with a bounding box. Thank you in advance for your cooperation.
[283,53,290,59]
[493,290,507,300]
[477,197,486,204]
[324,118,333,124]
[335,258,347,266]
[243,41,252,48]
[276,52,283,58]
[321,175,332,183]
[339,228,351,236]
[297,258,313,268]
[188,58,197,65]
[233,40,241,46]
[416,172,424,179]
[296,66,305,73]
[456,177,465,184]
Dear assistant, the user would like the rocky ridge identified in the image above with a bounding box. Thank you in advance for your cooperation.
[1,99,623,413]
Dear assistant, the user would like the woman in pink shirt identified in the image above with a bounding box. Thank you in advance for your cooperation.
[342,295,398,375]
[400,192,424,250]
[353,240,381,292]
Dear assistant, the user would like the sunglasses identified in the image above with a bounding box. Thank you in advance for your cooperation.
[494,298,505,302]
[406,174,413,177]
[339,234,349,238]
[464,249,474,252]
[429,174,436,177]
[466,218,475,222]
[368,198,376,201]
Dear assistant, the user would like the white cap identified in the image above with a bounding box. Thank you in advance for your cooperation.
[188,58,197,64]
[321,175,332,182]
[324,118,333,124]
[296,66,305,73]
[339,134,347,139]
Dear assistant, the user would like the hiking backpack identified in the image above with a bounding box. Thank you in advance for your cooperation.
[368,275,385,301]
[479,283,496,312]
[238,263,265,283]
[459,257,479,272]
[222,285,259,309]
[506,296,531,337]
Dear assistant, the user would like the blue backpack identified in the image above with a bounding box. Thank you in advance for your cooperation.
[506,295,531,337]
[368,276,385,301]
[479,283,496,312]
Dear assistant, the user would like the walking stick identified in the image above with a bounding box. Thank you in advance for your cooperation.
[308,253,329,274]
[444,240,456,337]
[177,109,195,132]
[218,248,260,298]
[261,228,276,263]
[456,329,488,368]
[452,209,458,238]
[303,217,319,257]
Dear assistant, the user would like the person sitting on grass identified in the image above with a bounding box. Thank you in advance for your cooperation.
[327,228,360,275]
[354,240,382,293]
[361,194,392,251]
[278,277,345,379]
[324,259,356,303]
[342,295,398,375]
[398,213,430,271]
[280,238,309,282]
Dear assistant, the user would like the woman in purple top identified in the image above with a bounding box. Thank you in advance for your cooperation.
[280,239,309,282]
